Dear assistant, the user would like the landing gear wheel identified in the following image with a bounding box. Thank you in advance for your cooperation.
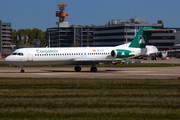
[21,69,25,73]
[74,66,81,72]
[90,67,97,72]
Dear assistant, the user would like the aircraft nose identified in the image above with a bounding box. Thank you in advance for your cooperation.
[4,56,12,64]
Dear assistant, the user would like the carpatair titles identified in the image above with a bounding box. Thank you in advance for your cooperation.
[36,49,58,54]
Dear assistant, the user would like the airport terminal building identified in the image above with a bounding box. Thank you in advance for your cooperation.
[47,18,162,47]
[0,20,12,55]
[47,25,94,47]
[47,18,180,50]
[149,28,180,50]
[93,18,162,46]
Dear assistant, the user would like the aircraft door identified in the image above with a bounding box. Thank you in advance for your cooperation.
[26,50,33,61]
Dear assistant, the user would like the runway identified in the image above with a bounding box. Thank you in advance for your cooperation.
[0,67,180,79]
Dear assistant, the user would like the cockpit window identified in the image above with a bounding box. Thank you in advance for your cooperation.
[17,53,23,56]
[12,53,17,55]
[12,52,23,56]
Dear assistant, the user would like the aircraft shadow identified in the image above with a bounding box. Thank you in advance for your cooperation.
[43,69,120,73]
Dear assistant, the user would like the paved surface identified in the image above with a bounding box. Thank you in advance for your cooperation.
[0,67,180,79]
[141,59,180,64]
[0,58,5,61]
[1,58,180,79]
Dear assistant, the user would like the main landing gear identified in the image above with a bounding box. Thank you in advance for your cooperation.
[90,67,97,72]
[74,66,81,72]
[74,66,97,72]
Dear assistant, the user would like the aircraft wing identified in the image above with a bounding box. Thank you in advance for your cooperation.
[158,49,180,53]
[72,58,123,65]
[166,49,180,52]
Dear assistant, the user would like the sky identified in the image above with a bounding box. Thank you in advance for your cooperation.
[0,0,180,31]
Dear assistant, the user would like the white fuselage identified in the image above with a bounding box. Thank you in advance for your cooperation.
[4,44,158,66]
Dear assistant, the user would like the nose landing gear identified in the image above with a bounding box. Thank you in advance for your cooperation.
[18,66,25,73]
[21,69,25,73]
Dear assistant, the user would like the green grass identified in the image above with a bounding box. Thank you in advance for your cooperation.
[0,78,180,119]
[0,61,13,67]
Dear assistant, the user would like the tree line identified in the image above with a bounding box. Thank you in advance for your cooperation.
[12,28,47,45]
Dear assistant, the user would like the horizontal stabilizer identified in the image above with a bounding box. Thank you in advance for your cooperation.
[143,29,170,32]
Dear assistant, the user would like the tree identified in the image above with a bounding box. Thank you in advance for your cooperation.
[11,29,17,44]
[11,28,47,45]
[157,20,164,28]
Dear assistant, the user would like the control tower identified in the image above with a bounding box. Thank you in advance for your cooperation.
[56,4,69,27]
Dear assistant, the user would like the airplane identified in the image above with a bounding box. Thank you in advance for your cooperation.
[4,27,158,73]
[153,49,180,60]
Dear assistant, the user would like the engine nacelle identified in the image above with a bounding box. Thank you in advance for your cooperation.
[111,49,132,58]
[146,46,158,56]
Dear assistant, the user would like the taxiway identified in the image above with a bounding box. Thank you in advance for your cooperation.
[0,67,179,79]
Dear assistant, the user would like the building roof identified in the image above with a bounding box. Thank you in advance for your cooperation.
[2,22,11,26]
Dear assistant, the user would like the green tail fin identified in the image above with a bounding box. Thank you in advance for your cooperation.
[129,27,155,48]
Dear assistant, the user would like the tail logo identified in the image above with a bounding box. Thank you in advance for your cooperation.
[139,35,146,44]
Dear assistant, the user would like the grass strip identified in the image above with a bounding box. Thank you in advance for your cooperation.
[0,78,180,119]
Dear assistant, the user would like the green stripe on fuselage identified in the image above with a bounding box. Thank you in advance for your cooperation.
[116,49,131,58]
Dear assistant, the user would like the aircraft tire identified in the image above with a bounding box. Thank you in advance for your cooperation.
[75,66,81,72]
[90,67,97,72]
[21,69,25,73]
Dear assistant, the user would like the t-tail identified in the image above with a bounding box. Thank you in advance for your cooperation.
[129,27,155,48]
[112,27,158,59]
